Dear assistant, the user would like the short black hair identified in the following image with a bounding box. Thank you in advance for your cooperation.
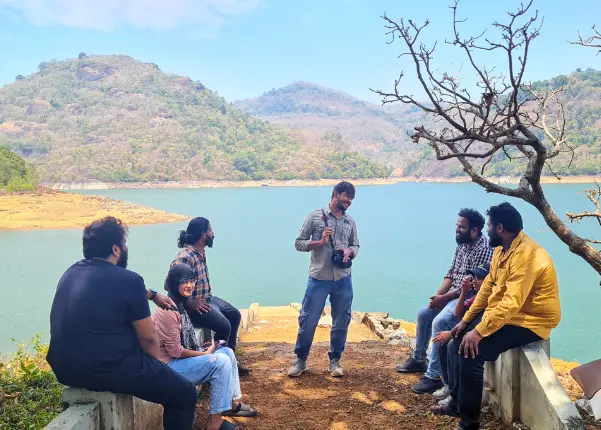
[487,202,523,234]
[332,181,355,199]
[83,217,128,259]
[458,208,485,233]
[178,217,210,248]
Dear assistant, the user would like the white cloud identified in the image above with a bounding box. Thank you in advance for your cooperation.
[0,0,260,35]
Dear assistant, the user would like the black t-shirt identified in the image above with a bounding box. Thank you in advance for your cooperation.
[47,259,150,378]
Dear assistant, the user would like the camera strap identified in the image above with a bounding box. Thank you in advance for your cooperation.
[320,209,337,250]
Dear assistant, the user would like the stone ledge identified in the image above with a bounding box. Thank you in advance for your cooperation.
[483,340,584,430]
[45,403,99,430]
[60,387,163,430]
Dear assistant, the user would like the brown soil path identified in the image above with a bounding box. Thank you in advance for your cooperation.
[193,315,512,430]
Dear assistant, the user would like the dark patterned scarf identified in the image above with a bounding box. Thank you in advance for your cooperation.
[165,264,200,351]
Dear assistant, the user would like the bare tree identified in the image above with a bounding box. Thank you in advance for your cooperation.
[372,0,601,277]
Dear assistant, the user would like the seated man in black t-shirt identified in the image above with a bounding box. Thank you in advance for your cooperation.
[47,217,198,430]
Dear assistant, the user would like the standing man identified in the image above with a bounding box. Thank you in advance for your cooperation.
[47,217,198,430]
[288,181,360,378]
[396,209,494,396]
[172,217,249,376]
[441,202,562,430]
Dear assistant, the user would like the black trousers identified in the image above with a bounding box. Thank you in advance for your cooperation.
[451,315,541,430]
[189,295,241,351]
[51,352,197,430]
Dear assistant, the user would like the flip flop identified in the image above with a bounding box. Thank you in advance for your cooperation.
[221,402,258,417]
[217,420,244,430]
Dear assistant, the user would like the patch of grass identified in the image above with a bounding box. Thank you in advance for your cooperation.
[0,334,63,430]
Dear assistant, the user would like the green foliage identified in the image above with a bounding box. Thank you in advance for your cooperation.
[0,55,391,182]
[0,335,63,429]
[0,147,38,191]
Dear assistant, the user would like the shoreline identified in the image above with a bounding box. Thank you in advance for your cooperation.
[48,175,601,190]
[0,188,188,230]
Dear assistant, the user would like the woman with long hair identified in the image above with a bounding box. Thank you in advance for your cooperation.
[153,264,257,430]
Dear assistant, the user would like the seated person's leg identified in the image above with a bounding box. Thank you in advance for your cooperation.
[210,296,241,351]
[396,304,441,373]
[90,353,197,430]
[214,346,241,400]
[188,299,232,346]
[457,322,541,429]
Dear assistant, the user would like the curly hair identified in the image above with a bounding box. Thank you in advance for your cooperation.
[458,208,485,233]
[82,216,128,259]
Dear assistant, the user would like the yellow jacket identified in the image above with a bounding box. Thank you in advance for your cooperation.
[463,231,561,339]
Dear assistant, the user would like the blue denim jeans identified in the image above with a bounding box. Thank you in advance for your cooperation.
[413,298,460,380]
[168,346,241,415]
[294,276,353,360]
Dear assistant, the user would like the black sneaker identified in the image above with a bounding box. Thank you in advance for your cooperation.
[395,358,427,373]
[411,376,444,394]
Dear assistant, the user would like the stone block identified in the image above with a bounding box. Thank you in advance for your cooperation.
[61,387,164,430]
[45,403,100,430]
[482,339,584,430]
[249,303,260,322]
[239,309,250,331]
[318,314,332,328]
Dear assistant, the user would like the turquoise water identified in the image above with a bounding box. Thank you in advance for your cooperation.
[1,183,599,363]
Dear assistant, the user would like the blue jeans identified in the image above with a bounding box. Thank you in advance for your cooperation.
[413,298,460,380]
[294,276,353,360]
[168,347,241,415]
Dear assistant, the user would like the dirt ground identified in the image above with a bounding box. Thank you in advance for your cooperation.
[193,317,516,430]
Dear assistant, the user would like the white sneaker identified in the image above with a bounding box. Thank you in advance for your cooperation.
[433,384,450,399]
[438,395,453,406]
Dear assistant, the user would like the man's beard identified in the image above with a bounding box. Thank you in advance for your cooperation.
[206,236,214,248]
[488,230,502,247]
[117,248,128,269]
[336,199,348,211]
[455,231,472,244]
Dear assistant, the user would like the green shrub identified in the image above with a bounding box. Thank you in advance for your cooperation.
[0,335,63,429]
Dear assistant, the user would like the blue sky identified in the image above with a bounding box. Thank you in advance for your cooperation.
[1,0,600,103]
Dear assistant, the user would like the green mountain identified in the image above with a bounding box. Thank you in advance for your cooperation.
[235,74,601,177]
[0,55,391,183]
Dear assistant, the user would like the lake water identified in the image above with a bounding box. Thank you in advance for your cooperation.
[1,183,599,363]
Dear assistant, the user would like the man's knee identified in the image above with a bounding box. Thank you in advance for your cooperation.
[227,306,241,325]
[417,306,435,326]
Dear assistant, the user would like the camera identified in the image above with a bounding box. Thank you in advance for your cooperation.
[332,249,352,269]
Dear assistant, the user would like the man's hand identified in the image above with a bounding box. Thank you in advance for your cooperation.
[459,329,483,358]
[429,294,448,310]
[153,293,177,310]
[451,320,469,338]
[320,227,334,246]
[461,276,474,295]
[338,248,353,263]
[187,297,211,314]
[432,331,452,345]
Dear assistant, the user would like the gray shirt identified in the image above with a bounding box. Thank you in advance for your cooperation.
[295,206,360,281]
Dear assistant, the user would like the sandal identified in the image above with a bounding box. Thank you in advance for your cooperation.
[217,420,244,430]
[221,402,258,417]
[430,402,459,417]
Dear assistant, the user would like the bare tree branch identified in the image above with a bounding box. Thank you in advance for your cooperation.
[373,1,601,277]
[569,25,601,54]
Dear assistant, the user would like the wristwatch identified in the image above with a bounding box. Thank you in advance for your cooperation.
[148,289,158,301]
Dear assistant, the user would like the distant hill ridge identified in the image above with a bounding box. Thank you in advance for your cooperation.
[235,70,601,177]
[0,55,391,183]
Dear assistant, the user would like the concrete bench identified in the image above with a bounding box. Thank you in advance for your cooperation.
[483,339,584,430]
[45,387,163,430]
